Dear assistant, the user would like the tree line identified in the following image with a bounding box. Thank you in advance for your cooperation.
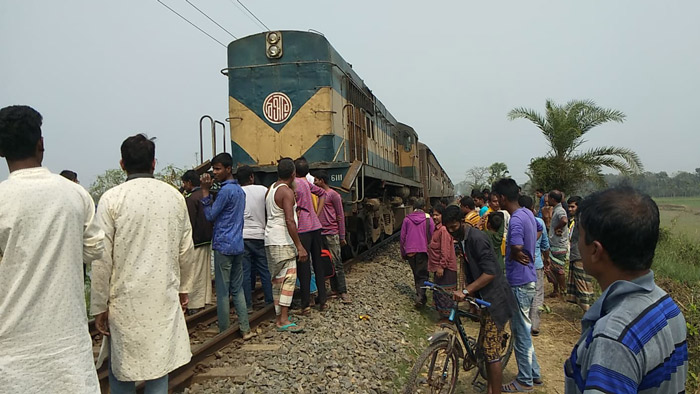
[603,170,700,198]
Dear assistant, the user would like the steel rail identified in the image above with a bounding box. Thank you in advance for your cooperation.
[95,233,399,392]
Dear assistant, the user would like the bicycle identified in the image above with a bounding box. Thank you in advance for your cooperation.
[403,281,514,394]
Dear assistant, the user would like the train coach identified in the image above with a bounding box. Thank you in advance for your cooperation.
[219,30,453,255]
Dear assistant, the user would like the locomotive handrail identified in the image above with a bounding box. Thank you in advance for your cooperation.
[214,120,227,154]
[199,115,213,165]
[199,116,227,164]
[336,103,354,162]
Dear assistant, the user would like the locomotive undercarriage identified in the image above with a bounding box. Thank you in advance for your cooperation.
[341,175,417,259]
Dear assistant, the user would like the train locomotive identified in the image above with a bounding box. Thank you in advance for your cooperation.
[219,30,453,256]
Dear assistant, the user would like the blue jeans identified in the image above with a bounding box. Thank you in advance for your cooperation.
[214,251,250,333]
[241,239,274,308]
[109,361,168,394]
[510,282,542,386]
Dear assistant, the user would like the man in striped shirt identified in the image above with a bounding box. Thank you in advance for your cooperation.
[565,187,687,394]
[460,195,480,227]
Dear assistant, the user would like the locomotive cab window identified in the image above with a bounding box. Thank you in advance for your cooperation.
[403,135,413,152]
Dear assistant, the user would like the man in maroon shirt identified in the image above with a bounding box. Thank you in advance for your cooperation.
[293,157,328,312]
[313,170,351,304]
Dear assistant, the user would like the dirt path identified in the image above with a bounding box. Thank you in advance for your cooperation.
[178,241,588,393]
[409,285,586,394]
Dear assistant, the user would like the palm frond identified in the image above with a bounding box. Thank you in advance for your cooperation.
[507,107,548,132]
[578,103,626,133]
[573,146,644,174]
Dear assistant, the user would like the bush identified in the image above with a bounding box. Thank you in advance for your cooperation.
[654,229,700,391]
[653,227,700,284]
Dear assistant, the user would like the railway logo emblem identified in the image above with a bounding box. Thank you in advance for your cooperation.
[263,92,292,124]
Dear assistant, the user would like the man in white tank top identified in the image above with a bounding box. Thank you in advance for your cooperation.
[265,158,307,332]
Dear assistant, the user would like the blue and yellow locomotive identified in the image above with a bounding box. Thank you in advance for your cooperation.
[221,30,453,254]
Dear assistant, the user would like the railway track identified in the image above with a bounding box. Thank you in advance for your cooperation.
[95,233,398,393]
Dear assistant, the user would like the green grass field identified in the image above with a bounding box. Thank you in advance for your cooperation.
[652,197,700,391]
[655,196,700,210]
[653,197,700,283]
[655,197,700,242]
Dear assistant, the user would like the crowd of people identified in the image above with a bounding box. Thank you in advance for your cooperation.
[0,106,350,393]
[400,179,689,393]
[0,104,689,394]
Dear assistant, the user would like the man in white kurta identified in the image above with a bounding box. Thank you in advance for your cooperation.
[0,105,104,394]
[90,135,194,390]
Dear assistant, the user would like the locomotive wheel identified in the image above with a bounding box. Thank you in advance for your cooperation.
[345,232,360,258]
[350,220,368,257]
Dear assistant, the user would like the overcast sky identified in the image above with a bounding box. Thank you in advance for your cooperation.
[2,1,699,188]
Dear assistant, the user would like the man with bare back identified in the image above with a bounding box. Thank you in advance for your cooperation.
[265,158,307,332]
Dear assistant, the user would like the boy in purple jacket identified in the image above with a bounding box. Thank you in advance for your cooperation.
[400,198,435,307]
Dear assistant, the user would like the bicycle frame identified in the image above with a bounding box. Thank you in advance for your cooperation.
[424,281,489,368]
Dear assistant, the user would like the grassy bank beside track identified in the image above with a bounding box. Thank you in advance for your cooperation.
[654,197,700,391]
[653,230,700,391]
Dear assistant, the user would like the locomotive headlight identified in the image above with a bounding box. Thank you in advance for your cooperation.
[265,31,283,59]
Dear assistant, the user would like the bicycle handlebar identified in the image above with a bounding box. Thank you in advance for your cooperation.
[423,281,491,308]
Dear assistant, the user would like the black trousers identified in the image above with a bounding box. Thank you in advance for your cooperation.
[298,229,327,307]
[407,253,429,304]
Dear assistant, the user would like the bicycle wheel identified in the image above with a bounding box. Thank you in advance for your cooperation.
[476,319,514,380]
[404,340,460,394]
[499,319,514,369]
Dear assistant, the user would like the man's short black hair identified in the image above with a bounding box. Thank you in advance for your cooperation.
[236,165,254,185]
[577,186,659,272]
[121,134,155,174]
[487,211,504,231]
[442,205,462,225]
[470,189,484,200]
[0,105,43,161]
[294,156,309,177]
[312,169,329,184]
[181,169,200,186]
[536,188,545,193]
[211,152,233,168]
[567,195,582,205]
[549,190,563,203]
[492,178,519,202]
[60,170,78,182]
[459,196,475,210]
[518,195,534,210]
[278,157,295,179]
[431,203,446,215]
[440,197,451,206]
[412,198,425,210]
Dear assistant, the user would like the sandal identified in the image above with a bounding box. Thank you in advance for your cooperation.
[533,378,543,386]
[502,380,533,393]
[295,307,311,316]
[276,322,304,333]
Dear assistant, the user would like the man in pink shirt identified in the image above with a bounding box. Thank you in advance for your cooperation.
[293,157,328,313]
[313,170,351,304]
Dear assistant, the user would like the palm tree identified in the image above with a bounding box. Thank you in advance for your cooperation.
[508,99,643,193]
